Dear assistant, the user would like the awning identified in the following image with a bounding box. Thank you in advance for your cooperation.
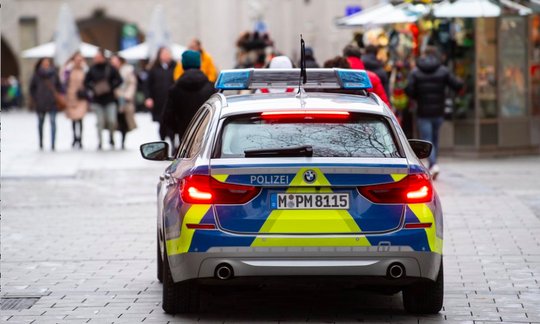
[369,3,428,25]
[118,42,186,60]
[434,0,532,18]
[22,42,104,59]
[336,3,396,26]
[336,2,428,27]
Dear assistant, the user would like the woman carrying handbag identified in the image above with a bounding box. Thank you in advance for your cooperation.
[64,52,89,149]
[29,57,63,151]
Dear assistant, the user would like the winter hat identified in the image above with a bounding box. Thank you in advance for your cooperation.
[269,56,293,69]
[182,50,201,70]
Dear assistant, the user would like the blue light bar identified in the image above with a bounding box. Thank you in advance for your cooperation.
[215,68,373,91]
[215,69,252,90]
[336,69,372,90]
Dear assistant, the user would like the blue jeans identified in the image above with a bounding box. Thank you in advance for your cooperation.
[37,110,57,149]
[417,117,444,167]
[92,102,117,146]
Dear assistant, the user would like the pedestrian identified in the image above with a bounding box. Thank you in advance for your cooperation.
[84,49,122,150]
[390,59,414,138]
[162,50,216,142]
[174,38,218,83]
[258,56,297,94]
[64,52,88,149]
[111,55,137,150]
[405,46,463,179]
[301,47,320,68]
[342,45,391,106]
[343,45,365,70]
[362,45,390,97]
[145,47,176,142]
[327,54,390,107]
[29,57,63,151]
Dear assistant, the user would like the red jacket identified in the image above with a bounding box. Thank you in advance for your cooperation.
[346,56,391,107]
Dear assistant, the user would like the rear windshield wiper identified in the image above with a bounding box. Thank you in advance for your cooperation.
[244,145,313,158]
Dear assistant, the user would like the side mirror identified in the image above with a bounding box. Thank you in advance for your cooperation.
[140,141,172,161]
[408,139,432,160]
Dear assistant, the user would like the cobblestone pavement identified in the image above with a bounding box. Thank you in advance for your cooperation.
[2,111,540,323]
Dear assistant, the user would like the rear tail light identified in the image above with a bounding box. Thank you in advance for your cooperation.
[180,175,261,204]
[358,174,433,204]
[261,111,350,120]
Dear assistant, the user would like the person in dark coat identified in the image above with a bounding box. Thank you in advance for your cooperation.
[322,56,390,107]
[362,45,389,97]
[29,57,63,151]
[301,47,320,68]
[405,46,463,178]
[84,49,122,150]
[162,50,216,143]
[145,47,177,141]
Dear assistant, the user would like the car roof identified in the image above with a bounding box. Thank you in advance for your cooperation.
[217,92,391,118]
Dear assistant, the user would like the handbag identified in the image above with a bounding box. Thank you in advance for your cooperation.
[54,92,67,111]
[46,80,66,111]
[76,89,88,100]
[93,65,111,96]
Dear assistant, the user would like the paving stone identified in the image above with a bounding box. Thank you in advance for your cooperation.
[2,112,540,323]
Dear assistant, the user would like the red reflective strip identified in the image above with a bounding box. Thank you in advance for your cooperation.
[404,222,432,229]
[186,223,216,230]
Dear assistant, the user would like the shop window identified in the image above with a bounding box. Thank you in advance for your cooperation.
[19,17,38,51]
[476,18,497,119]
[498,16,527,118]
[453,18,475,120]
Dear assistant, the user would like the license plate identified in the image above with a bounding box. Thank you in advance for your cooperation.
[272,193,350,209]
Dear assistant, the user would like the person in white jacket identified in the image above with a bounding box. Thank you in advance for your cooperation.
[257,56,298,94]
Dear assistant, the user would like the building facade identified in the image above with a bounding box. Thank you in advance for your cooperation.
[1,0,377,90]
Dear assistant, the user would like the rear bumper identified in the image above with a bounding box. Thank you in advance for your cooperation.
[168,247,441,283]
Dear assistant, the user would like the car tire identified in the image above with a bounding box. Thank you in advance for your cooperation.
[403,260,444,314]
[162,245,199,314]
[157,232,163,283]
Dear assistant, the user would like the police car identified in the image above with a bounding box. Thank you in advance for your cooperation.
[140,68,443,314]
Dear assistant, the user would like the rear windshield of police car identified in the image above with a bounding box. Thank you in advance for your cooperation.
[216,113,401,158]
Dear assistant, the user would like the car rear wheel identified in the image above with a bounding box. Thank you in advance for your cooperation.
[162,245,199,314]
[157,232,163,283]
[402,260,444,314]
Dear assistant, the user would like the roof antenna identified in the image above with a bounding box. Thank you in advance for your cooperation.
[297,34,307,99]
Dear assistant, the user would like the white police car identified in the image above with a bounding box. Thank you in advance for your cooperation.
[141,68,443,314]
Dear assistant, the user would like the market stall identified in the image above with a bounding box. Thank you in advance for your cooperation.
[337,0,540,155]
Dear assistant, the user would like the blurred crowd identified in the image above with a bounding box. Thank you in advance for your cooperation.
[25,38,218,152]
[22,29,461,176]
[228,30,462,175]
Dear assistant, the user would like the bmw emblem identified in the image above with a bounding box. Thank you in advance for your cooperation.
[303,170,316,183]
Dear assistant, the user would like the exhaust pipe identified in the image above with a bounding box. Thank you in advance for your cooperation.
[215,263,234,280]
[387,263,405,279]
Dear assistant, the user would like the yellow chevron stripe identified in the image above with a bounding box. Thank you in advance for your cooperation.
[408,203,442,254]
[212,174,229,182]
[391,174,407,182]
[251,168,370,247]
[166,204,211,255]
